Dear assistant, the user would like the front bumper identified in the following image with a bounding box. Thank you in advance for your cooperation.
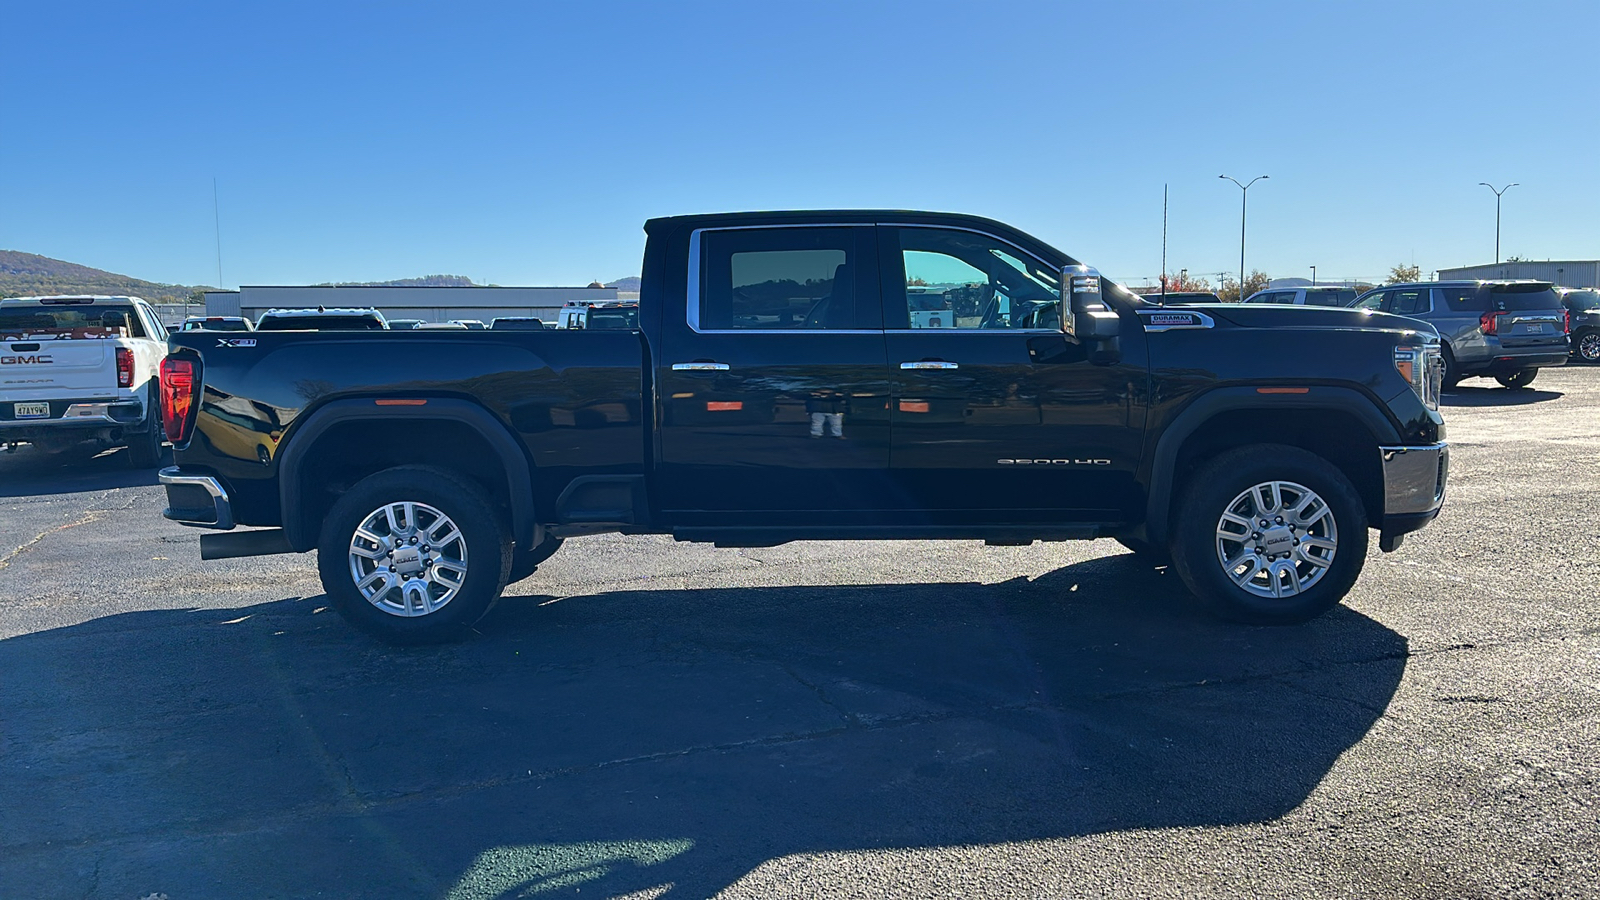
[1378,442,1449,549]
[158,466,235,530]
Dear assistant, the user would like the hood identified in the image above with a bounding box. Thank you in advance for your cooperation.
[1194,304,1439,338]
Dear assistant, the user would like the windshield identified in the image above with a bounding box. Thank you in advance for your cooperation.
[1564,290,1600,311]
[0,305,145,339]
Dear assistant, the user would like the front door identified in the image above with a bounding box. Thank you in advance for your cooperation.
[656,225,893,522]
[879,225,1144,523]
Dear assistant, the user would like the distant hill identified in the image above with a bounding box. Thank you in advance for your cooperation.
[606,276,641,292]
[0,250,208,305]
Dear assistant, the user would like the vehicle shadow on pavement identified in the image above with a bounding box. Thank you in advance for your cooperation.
[0,443,167,497]
[1441,386,1563,407]
[0,555,1407,899]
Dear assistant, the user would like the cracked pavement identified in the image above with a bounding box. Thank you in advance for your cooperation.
[1,368,1597,899]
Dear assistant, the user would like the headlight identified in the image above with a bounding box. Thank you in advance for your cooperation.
[1395,343,1441,411]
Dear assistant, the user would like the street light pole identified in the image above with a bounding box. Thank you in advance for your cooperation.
[1309,265,1317,287]
[1220,174,1268,298]
[1479,182,1518,263]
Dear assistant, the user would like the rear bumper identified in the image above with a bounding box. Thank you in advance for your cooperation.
[1378,442,1448,549]
[0,399,145,439]
[158,466,235,530]
[1468,352,1568,374]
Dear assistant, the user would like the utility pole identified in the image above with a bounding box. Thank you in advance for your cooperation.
[1309,265,1317,287]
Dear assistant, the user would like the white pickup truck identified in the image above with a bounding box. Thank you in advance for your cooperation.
[0,295,170,467]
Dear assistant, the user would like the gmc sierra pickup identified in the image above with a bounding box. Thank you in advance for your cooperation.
[157,210,1449,643]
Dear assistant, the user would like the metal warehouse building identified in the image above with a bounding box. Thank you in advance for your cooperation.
[1438,260,1600,289]
[203,284,620,325]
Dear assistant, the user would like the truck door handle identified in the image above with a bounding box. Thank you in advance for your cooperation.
[671,361,730,371]
[900,360,960,370]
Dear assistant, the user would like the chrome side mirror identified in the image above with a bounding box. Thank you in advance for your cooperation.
[1061,265,1121,365]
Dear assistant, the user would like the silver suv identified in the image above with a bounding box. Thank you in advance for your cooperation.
[1352,281,1568,389]
[1244,286,1359,307]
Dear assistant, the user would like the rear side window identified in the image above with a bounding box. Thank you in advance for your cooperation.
[1304,290,1354,307]
[697,227,866,330]
[1436,287,1484,311]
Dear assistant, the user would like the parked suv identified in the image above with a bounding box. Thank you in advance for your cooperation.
[1559,288,1600,364]
[1352,281,1568,389]
[1244,286,1359,307]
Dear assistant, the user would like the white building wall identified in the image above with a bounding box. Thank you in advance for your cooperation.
[1437,261,1600,289]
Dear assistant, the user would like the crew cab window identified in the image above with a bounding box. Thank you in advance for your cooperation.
[697,227,862,330]
[1389,289,1430,315]
[1354,292,1386,310]
[1437,287,1484,311]
[890,228,1061,330]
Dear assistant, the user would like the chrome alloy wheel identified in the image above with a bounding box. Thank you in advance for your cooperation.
[347,501,469,617]
[1214,480,1338,599]
[1579,332,1600,363]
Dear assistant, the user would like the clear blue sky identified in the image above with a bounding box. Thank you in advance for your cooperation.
[3,0,1595,290]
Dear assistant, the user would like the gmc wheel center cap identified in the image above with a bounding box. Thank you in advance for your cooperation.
[391,547,423,574]
[1262,528,1295,554]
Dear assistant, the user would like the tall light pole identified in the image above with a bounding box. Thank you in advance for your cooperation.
[1309,265,1317,287]
[1220,174,1268,298]
[1479,182,1518,263]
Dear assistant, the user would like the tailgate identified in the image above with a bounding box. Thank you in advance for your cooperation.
[1494,311,1567,349]
[0,338,116,400]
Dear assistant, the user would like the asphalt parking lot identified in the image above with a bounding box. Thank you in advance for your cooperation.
[2,367,1598,900]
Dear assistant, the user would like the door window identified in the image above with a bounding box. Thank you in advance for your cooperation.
[1389,289,1430,315]
[696,227,864,330]
[889,228,1061,330]
[1354,291,1387,310]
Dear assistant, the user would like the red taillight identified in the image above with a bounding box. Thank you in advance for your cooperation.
[1479,310,1499,335]
[115,348,134,388]
[1564,309,1571,334]
[160,356,197,445]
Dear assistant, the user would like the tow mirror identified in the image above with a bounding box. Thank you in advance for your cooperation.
[1061,265,1121,365]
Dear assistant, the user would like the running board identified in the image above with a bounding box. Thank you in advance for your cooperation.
[200,528,297,560]
[672,524,1115,548]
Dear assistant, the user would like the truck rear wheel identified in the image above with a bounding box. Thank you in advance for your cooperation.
[317,465,511,644]
[125,389,165,469]
[1171,445,1367,625]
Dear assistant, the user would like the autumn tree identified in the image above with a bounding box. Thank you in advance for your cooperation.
[1216,270,1270,302]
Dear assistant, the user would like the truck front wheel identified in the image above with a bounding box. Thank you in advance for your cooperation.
[1170,445,1368,625]
[317,465,511,644]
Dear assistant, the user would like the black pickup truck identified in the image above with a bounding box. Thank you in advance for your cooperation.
[157,210,1449,643]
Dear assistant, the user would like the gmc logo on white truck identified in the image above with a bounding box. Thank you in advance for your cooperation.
[0,355,53,365]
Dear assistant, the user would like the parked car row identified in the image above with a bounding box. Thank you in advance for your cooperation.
[177,300,644,333]
[1144,279,1592,388]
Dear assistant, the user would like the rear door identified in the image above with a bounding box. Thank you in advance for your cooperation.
[879,225,1143,522]
[655,225,893,520]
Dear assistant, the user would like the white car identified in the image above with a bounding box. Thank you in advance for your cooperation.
[0,295,169,466]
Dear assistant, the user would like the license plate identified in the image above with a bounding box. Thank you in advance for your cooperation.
[13,402,50,419]
[1519,323,1548,334]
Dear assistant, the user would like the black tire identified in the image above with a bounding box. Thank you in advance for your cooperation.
[1440,345,1462,390]
[317,465,511,644]
[1170,444,1368,625]
[507,533,565,584]
[1573,329,1600,364]
[1115,536,1170,565]
[1495,368,1537,389]
[125,390,165,469]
